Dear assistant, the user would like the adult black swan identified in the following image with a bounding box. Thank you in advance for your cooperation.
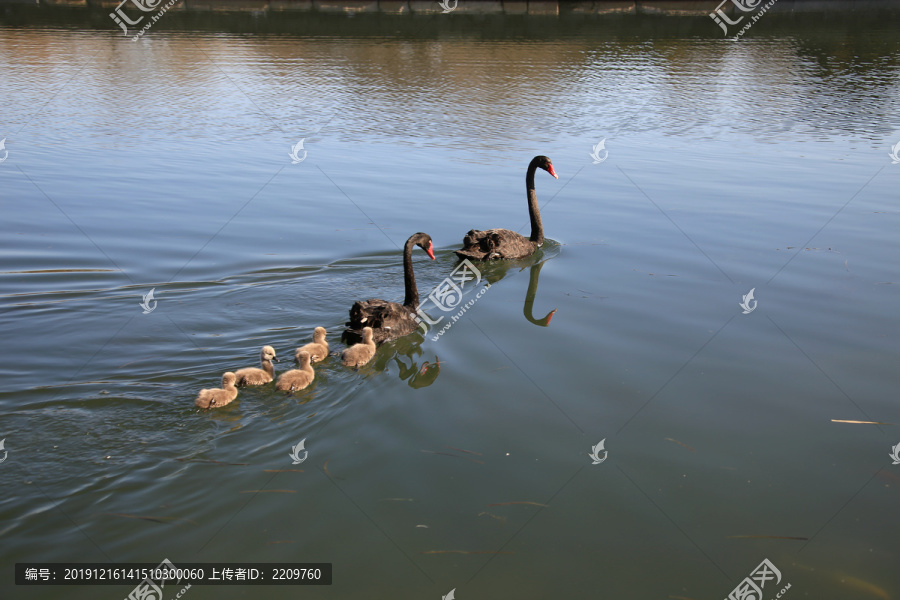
[346,232,435,344]
[454,155,558,260]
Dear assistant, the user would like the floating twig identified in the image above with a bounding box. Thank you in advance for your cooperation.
[175,458,249,466]
[477,511,507,525]
[422,550,513,555]
[664,438,696,452]
[101,513,196,525]
[727,535,807,541]
[445,446,483,456]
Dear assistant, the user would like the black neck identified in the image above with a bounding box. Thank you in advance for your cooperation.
[526,158,544,244]
[523,261,555,326]
[403,237,419,308]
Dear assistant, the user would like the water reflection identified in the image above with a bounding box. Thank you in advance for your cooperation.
[3,4,899,147]
[368,332,441,389]
[393,351,440,389]
[523,259,556,327]
[460,244,559,328]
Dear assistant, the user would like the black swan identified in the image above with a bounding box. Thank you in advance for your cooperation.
[454,155,558,260]
[346,232,435,344]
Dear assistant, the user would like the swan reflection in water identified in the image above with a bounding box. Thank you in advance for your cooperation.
[456,245,558,327]
[349,246,558,387]
[367,332,441,389]
[522,258,556,327]
[393,352,440,389]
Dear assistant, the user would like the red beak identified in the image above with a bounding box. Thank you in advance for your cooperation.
[425,241,436,260]
[547,164,558,179]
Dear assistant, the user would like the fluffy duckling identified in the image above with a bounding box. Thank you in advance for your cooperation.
[341,326,376,368]
[297,327,329,363]
[276,350,315,392]
[234,345,279,386]
[195,372,238,409]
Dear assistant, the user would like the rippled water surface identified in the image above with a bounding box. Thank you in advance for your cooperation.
[2,5,900,599]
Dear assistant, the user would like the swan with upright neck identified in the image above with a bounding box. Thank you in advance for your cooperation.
[276,351,315,392]
[342,327,377,367]
[195,372,238,409]
[346,232,435,344]
[234,345,279,386]
[297,327,329,363]
[455,155,558,260]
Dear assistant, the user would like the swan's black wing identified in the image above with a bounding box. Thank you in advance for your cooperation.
[454,228,537,260]
[345,299,419,344]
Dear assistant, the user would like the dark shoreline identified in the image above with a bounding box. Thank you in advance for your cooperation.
[3,0,899,39]
[3,0,900,14]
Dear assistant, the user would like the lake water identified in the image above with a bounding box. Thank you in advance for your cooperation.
[1,3,899,599]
